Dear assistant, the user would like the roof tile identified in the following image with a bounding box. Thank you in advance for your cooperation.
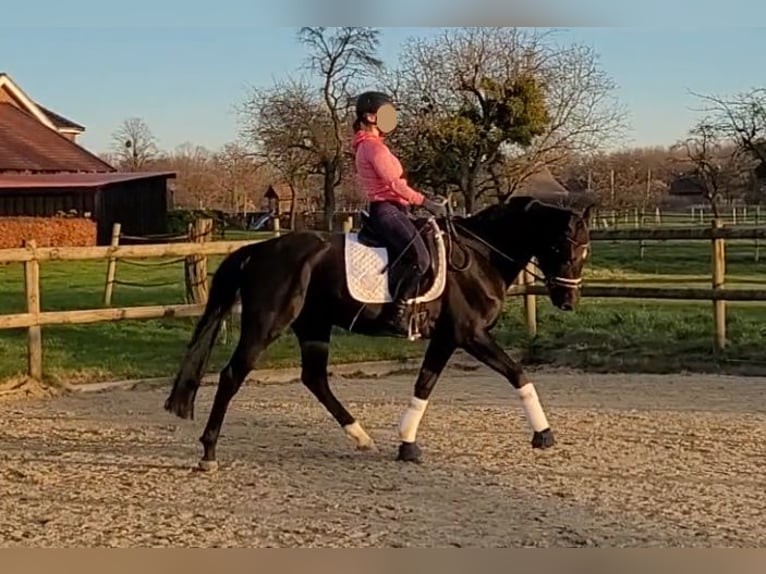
[0,103,113,172]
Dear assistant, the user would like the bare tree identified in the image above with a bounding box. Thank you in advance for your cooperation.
[691,88,766,164]
[556,146,679,211]
[690,88,766,199]
[239,28,382,231]
[155,143,219,209]
[297,27,383,230]
[389,27,627,213]
[239,77,320,229]
[109,117,160,171]
[675,120,752,218]
[214,142,264,214]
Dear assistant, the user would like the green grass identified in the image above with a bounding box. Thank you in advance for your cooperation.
[2,229,766,384]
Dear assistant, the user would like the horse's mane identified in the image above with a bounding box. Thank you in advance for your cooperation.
[456,197,574,231]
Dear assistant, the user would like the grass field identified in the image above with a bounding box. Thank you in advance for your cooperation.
[3,225,766,384]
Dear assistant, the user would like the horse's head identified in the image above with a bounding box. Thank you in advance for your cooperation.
[522,198,593,311]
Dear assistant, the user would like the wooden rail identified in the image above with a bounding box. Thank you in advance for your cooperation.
[0,234,264,381]
[0,218,763,381]
[589,226,766,241]
[510,219,761,352]
[0,238,261,263]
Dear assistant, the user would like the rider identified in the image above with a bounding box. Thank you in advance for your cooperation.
[351,90,447,335]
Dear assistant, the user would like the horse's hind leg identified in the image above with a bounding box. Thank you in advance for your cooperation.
[197,311,275,471]
[197,245,327,471]
[292,317,376,451]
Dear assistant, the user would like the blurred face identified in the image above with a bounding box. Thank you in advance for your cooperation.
[364,102,398,135]
[536,213,591,311]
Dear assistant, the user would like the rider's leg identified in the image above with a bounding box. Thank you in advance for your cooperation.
[369,201,430,334]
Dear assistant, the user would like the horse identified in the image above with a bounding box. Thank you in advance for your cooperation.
[163,196,593,470]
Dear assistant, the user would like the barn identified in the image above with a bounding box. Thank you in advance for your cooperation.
[0,72,175,247]
[511,164,596,208]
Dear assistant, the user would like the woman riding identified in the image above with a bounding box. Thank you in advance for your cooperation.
[351,90,448,335]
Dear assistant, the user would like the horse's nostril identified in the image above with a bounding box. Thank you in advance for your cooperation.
[560,302,573,311]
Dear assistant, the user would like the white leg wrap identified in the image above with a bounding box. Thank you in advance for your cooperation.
[518,383,549,432]
[343,421,375,449]
[398,396,429,443]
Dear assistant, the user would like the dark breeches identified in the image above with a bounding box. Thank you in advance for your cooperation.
[368,201,430,276]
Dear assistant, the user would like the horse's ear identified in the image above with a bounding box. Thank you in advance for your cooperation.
[581,203,596,223]
[523,198,542,212]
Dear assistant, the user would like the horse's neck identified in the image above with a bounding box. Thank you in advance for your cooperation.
[454,219,533,288]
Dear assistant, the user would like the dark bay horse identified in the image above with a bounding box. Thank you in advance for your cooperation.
[164,196,593,470]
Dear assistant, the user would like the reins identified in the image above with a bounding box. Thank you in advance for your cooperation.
[443,216,587,290]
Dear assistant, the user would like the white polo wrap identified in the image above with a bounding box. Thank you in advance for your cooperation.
[518,383,549,432]
[398,396,429,443]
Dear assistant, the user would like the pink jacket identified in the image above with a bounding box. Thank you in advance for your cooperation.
[352,130,424,206]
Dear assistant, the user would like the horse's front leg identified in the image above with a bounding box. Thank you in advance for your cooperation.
[396,331,456,463]
[463,330,555,449]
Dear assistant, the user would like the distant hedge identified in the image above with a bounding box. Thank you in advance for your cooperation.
[0,216,97,248]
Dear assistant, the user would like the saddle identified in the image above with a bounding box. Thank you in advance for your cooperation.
[343,211,448,338]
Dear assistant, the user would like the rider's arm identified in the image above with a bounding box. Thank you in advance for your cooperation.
[363,142,425,205]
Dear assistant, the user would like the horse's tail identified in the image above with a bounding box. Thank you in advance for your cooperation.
[164,246,250,420]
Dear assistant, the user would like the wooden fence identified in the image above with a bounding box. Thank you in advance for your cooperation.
[1,218,765,381]
[509,220,766,351]
[0,236,262,380]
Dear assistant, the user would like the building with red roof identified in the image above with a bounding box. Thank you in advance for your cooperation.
[0,72,175,245]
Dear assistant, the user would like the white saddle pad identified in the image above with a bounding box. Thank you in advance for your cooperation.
[343,221,448,305]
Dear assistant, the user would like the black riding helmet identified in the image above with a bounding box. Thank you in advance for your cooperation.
[355,91,393,121]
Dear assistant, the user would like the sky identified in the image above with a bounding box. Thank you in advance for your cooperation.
[1,24,765,156]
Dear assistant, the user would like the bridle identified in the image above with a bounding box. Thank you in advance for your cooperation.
[446,218,589,290]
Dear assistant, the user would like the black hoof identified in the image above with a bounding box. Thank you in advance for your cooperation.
[396,441,422,463]
[532,428,555,449]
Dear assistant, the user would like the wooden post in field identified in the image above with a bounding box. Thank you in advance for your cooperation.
[272,215,281,237]
[523,260,537,338]
[24,239,42,380]
[638,208,646,259]
[655,206,661,225]
[711,219,726,351]
[342,216,353,233]
[185,218,212,305]
[103,222,121,306]
[755,206,761,262]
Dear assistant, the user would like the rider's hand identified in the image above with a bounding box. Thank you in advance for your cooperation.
[422,196,448,218]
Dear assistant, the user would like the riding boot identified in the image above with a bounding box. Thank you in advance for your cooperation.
[386,266,422,336]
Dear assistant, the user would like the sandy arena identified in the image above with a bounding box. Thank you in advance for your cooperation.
[0,358,764,548]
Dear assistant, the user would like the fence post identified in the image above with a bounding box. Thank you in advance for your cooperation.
[711,219,726,351]
[523,260,537,338]
[755,206,761,263]
[24,239,42,380]
[342,216,353,233]
[103,222,121,306]
[185,218,212,305]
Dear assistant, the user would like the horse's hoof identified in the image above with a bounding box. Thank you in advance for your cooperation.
[357,439,378,452]
[532,428,555,449]
[196,459,219,472]
[396,441,422,463]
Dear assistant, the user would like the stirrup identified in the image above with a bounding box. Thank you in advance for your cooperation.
[406,313,422,341]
